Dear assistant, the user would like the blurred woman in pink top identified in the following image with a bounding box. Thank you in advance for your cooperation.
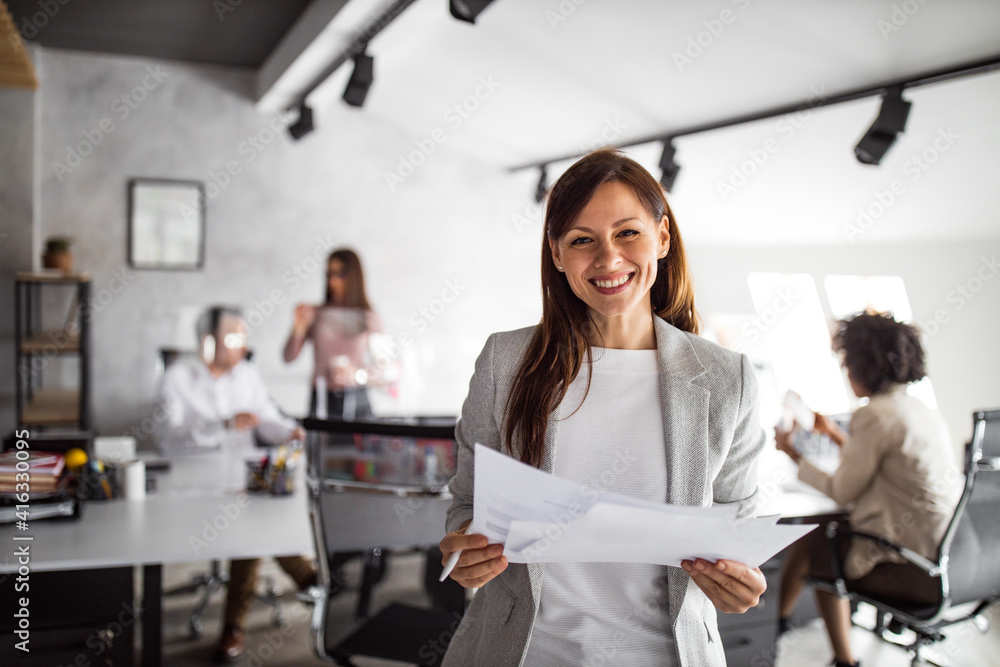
[284,248,382,419]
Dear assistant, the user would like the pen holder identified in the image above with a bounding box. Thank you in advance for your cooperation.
[269,468,294,496]
[246,460,296,495]
[75,461,115,501]
[246,461,269,493]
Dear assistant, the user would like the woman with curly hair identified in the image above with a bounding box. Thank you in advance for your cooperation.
[775,311,962,667]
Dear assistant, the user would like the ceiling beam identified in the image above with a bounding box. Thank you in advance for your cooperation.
[255,0,352,110]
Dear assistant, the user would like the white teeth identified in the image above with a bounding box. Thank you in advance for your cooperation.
[593,274,631,288]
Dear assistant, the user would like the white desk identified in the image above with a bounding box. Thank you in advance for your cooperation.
[0,453,313,572]
[760,488,844,520]
[0,451,314,666]
[756,448,845,521]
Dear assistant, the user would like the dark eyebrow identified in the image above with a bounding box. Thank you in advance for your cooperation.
[569,217,640,234]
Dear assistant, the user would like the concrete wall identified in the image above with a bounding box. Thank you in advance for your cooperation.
[22,47,542,442]
[0,83,37,433]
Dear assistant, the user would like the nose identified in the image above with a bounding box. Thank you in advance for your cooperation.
[594,241,622,269]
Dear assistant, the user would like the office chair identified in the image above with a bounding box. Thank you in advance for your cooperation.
[155,347,283,637]
[812,409,1000,666]
[302,418,465,666]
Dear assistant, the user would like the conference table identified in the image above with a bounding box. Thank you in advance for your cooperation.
[0,443,842,667]
[0,450,314,666]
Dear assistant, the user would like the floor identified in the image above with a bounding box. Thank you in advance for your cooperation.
[161,554,431,666]
[159,554,1000,666]
[776,602,1000,667]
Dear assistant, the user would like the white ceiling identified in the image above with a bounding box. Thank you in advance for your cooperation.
[270,0,1000,245]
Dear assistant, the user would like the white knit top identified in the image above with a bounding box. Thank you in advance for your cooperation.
[522,347,678,667]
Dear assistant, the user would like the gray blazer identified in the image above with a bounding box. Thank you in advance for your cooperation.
[443,316,766,667]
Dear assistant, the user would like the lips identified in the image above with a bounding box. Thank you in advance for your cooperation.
[588,272,635,295]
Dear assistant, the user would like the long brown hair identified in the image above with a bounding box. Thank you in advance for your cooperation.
[326,248,372,310]
[505,149,699,467]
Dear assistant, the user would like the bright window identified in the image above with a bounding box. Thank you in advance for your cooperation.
[823,275,912,322]
[746,273,848,415]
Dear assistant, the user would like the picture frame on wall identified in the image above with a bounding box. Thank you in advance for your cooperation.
[127,178,205,270]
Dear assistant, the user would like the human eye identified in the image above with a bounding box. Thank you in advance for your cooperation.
[569,236,592,246]
[618,229,639,238]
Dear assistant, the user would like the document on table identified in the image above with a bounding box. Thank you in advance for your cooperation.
[471,444,816,569]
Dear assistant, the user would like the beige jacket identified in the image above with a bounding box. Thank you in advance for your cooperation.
[443,317,766,667]
[798,385,962,579]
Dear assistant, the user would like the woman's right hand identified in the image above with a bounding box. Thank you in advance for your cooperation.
[293,303,316,335]
[440,522,508,589]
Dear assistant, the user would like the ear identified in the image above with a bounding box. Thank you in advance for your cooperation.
[659,215,671,257]
[548,237,562,269]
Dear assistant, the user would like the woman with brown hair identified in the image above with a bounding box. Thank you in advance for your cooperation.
[284,247,382,419]
[439,149,767,666]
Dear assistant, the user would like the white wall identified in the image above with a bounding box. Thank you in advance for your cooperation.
[688,241,1000,447]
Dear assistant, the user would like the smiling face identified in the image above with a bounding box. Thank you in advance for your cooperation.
[549,180,670,324]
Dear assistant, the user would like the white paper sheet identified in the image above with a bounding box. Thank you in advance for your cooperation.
[782,389,816,432]
[472,444,817,569]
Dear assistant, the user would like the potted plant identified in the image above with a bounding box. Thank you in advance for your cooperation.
[42,236,73,272]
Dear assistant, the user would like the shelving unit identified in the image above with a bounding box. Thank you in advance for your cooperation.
[14,272,91,430]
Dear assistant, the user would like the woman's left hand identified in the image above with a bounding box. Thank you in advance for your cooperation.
[680,558,766,613]
[774,426,801,464]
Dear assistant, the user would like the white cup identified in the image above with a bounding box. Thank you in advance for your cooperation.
[123,460,146,500]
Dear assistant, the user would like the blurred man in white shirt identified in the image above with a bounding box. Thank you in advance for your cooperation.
[157,306,313,663]
[158,306,304,453]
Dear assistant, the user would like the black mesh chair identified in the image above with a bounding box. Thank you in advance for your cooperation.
[302,417,465,666]
[814,409,1000,666]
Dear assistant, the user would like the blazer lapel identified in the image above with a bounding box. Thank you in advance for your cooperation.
[653,317,711,625]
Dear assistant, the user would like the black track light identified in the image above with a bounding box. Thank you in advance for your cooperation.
[658,140,680,192]
[534,165,548,204]
[450,0,496,24]
[343,52,375,108]
[288,102,314,140]
[855,86,911,165]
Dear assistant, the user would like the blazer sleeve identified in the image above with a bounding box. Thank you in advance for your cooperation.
[712,353,765,519]
[446,333,502,534]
